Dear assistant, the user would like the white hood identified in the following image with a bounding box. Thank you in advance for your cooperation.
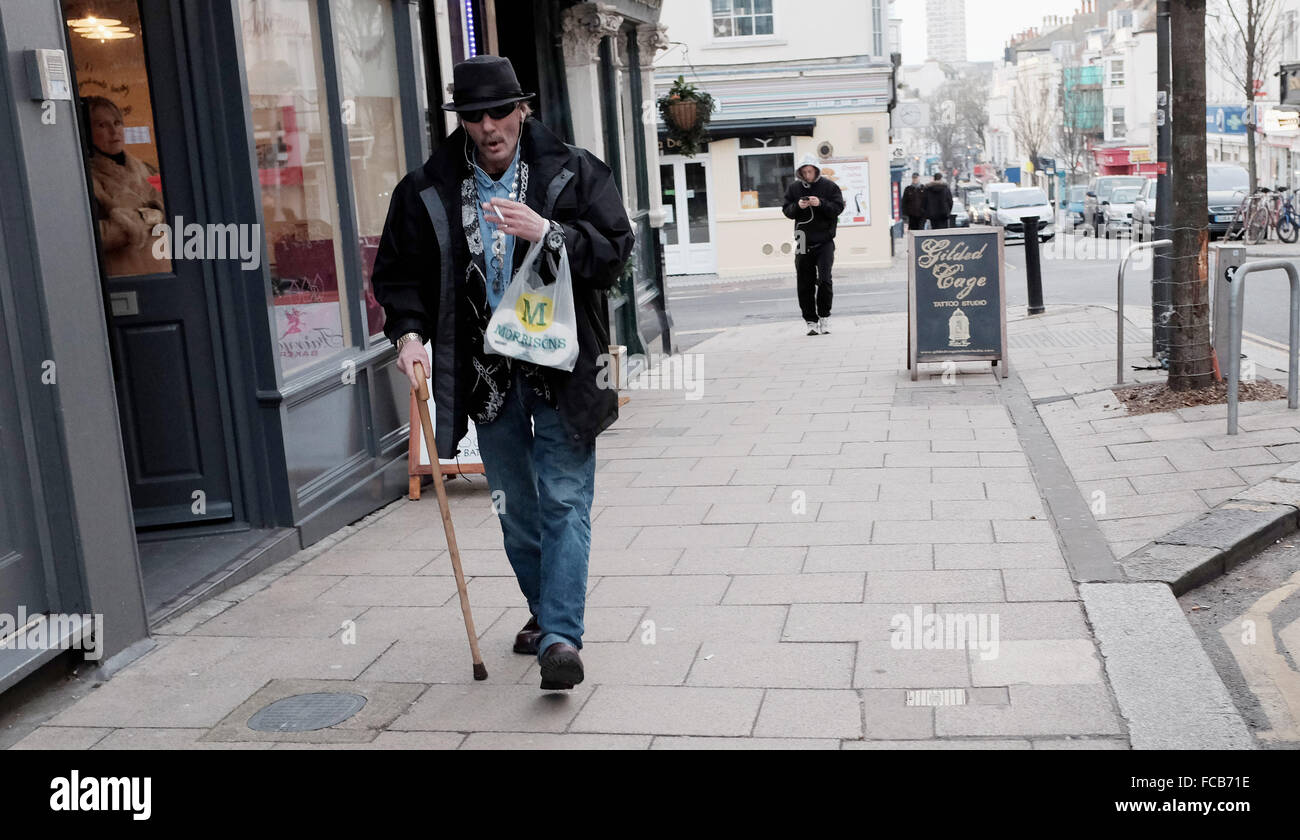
[796,154,821,182]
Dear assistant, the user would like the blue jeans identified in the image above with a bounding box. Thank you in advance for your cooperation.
[474,365,596,660]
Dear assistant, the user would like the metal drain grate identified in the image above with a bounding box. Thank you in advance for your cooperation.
[246,692,368,733]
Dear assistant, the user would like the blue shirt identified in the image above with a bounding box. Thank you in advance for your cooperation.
[473,145,520,311]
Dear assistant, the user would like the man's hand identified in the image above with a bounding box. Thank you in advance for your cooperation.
[396,339,433,391]
[808,196,821,207]
[483,198,548,243]
[798,198,810,209]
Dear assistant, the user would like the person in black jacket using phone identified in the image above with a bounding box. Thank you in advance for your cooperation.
[782,155,845,336]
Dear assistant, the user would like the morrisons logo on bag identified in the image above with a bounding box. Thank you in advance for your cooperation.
[493,323,569,351]
[516,293,551,333]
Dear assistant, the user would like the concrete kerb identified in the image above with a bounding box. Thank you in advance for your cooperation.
[1117,465,1300,595]
[1014,304,1296,747]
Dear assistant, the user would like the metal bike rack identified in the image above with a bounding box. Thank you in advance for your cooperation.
[1227,259,1300,434]
[1116,239,1171,386]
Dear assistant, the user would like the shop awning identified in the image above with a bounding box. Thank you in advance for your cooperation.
[658,116,817,141]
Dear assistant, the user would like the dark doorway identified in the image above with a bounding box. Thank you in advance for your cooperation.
[64,0,237,530]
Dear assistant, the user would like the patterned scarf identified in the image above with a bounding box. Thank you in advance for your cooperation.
[458,165,555,425]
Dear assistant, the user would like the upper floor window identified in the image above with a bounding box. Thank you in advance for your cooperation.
[1111,107,1126,139]
[712,0,774,38]
[1110,59,1125,87]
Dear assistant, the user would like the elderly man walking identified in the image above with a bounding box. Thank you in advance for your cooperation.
[371,56,634,690]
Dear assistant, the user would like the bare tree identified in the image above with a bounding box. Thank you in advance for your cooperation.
[1011,70,1056,171]
[1210,0,1282,191]
[956,76,990,156]
[924,78,989,177]
[1170,0,1214,390]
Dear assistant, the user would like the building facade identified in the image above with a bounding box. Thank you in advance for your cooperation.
[654,0,895,279]
[0,0,665,694]
[1207,0,1300,188]
[924,0,966,64]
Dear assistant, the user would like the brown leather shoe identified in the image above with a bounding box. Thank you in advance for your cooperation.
[513,615,541,655]
[539,642,584,690]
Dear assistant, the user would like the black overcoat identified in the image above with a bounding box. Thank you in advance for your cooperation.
[372,118,635,458]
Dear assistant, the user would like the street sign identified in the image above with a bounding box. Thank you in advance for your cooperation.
[907,227,1008,380]
[1264,108,1300,135]
[1282,63,1300,108]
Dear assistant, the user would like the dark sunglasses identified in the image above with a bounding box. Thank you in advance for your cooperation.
[460,103,518,123]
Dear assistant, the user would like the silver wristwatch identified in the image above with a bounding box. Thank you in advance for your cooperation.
[395,331,423,351]
[544,220,565,253]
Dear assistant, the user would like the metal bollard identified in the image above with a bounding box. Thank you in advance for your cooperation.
[1022,216,1044,315]
[1115,239,1172,387]
[1226,259,1300,434]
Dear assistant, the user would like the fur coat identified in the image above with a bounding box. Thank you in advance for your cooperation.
[90,152,168,277]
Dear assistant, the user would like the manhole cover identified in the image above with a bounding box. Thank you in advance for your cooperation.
[246,692,368,733]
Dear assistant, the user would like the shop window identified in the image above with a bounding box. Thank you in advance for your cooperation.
[241,0,350,376]
[331,0,407,339]
[64,0,172,278]
[617,33,641,211]
[711,0,774,38]
[738,135,795,209]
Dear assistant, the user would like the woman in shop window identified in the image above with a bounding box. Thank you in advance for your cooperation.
[84,96,168,276]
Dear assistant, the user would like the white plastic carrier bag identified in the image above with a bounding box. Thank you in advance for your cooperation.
[483,238,579,372]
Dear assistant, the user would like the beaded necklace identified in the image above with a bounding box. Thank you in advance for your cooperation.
[466,136,529,298]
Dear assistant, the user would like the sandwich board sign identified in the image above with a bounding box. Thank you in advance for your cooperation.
[907,226,1008,380]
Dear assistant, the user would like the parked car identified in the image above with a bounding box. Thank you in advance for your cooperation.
[991,187,1056,242]
[1103,185,1142,237]
[952,199,970,227]
[1064,184,1088,229]
[1084,175,1147,236]
[1206,163,1251,238]
[982,182,1019,224]
[1131,178,1157,240]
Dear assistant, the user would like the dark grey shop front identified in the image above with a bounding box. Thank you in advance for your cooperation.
[0,0,455,690]
[2,0,668,694]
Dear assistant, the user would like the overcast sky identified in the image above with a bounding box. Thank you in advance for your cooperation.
[896,0,1095,64]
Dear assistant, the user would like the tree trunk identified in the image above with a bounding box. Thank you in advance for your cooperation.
[1168,0,1214,391]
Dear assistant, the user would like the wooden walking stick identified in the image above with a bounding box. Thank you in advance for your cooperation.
[412,362,487,681]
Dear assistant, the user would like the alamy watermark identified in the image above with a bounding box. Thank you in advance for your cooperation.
[595,352,705,400]
[890,606,999,661]
[0,606,103,660]
[151,216,262,270]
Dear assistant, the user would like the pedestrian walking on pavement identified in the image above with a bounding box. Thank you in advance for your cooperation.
[924,172,954,230]
[902,171,927,232]
[371,55,634,691]
[782,154,845,336]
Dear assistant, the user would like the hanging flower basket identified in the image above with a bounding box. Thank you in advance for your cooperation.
[657,75,715,157]
[666,100,703,131]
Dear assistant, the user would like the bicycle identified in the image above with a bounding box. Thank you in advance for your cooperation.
[1226,189,1274,244]
[1278,188,1300,243]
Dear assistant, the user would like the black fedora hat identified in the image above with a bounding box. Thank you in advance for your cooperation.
[442,55,535,112]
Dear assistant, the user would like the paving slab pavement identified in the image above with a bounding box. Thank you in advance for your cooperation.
[13,305,1264,750]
